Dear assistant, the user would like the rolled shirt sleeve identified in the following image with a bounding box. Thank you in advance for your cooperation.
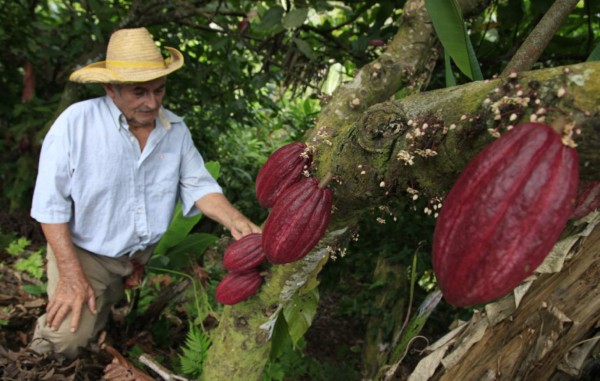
[178,128,222,217]
[31,120,73,223]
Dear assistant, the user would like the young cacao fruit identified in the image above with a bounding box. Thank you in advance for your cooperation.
[262,176,333,264]
[432,122,579,307]
[256,142,312,208]
[222,233,266,273]
[215,270,263,305]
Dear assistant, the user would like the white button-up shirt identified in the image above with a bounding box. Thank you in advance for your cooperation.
[31,96,222,257]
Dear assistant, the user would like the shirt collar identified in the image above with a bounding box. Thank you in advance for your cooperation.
[104,95,180,132]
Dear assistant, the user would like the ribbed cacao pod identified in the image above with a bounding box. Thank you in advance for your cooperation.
[223,233,266,273]
[263,176,333,264]
[215,270,263,305]
[432,122,579,307]
[256,142,312,208]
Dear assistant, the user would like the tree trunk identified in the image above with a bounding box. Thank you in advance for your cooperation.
[362,257,407,379]
[201,1,600,379]
[201,61,600,380]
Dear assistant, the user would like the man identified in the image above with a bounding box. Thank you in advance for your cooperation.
[29,27,261,360]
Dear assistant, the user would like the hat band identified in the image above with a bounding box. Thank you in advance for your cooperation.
[106,60,166,69]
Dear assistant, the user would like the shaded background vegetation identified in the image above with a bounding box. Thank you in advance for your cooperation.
[0,1,598,379]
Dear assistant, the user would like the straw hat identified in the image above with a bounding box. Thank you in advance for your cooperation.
[69,27,184,83]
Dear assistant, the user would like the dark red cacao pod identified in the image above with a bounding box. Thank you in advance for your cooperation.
[571,181,600,220]
[223,233,266,273]
[263,177,333,264]
[256,142,312,208]
[215,270,263,305]
[432,122,579,307]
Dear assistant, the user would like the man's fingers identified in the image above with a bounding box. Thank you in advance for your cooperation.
[250,222,262,234]
[231,222,260,240]
[87,290,97,315]
[51,304,71,331]
[46,298,55,313]
[45,302,58,328]
[69,303,82,332]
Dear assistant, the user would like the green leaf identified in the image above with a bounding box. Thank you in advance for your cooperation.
[154,203,202,256]
[179,322,210,378]
[6,237,31,256]
[14,250,44,279]
[283,288,319,348]
[204,161,221,179]
[586,41,600,62]
[164,233,218,271]
[269,310,290,360]
[293,38,317,61]
[389,290,442,362]
[425,0,483,81]
[154,161,220,256]
[169,233,217,259]
[444,50,457,87]
[22,283,47,296]
[256,6,285,35]
[282,8,308,29]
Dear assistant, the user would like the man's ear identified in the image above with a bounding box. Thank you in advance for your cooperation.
[103,83,116,99]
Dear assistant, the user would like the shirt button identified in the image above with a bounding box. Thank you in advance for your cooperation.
[136,207,142,213]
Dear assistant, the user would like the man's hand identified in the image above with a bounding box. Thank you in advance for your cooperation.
[46,268,97,332]
[195,193,262,240]
[229,214,262,240]
[40,223,97,333]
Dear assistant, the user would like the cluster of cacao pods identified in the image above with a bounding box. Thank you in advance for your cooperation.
[432,122,580,307]
[216,233,265,305]
[258,142,334,264]
[215,142,334,305]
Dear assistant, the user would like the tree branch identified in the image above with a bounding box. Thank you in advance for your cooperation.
[501,0,581,76]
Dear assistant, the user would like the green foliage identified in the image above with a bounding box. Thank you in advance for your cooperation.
[150,161,219,271]
[265,315,360,381]
[14,249,45,280]
[0,1,598,378]
[178,322,211,378]
[283,287,319,348]
[21,283,47,296]
[425,0,483,81]
[6,237,31,256]
[5,236,45,280]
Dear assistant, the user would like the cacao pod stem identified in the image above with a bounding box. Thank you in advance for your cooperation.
[318,172,333,189]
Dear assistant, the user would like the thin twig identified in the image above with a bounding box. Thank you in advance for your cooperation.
[139,354,190,381]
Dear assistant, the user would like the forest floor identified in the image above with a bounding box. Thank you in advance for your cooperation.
[0,211,368,380]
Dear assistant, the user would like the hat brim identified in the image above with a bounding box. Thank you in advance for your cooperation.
[69,47,184,83]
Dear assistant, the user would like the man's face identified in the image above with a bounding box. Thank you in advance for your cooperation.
[104,77,166,128]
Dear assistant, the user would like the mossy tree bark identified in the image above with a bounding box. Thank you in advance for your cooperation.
[202,4,600,381]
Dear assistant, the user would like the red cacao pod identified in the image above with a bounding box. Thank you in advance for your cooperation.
[256,142,312,208]
[215,270,263,305]
[262,176,333,264]
[223,233,266,273]
[432,122,579,307]
[571,181,600,220]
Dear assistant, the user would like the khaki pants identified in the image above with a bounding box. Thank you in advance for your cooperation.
[30,244,154,358]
